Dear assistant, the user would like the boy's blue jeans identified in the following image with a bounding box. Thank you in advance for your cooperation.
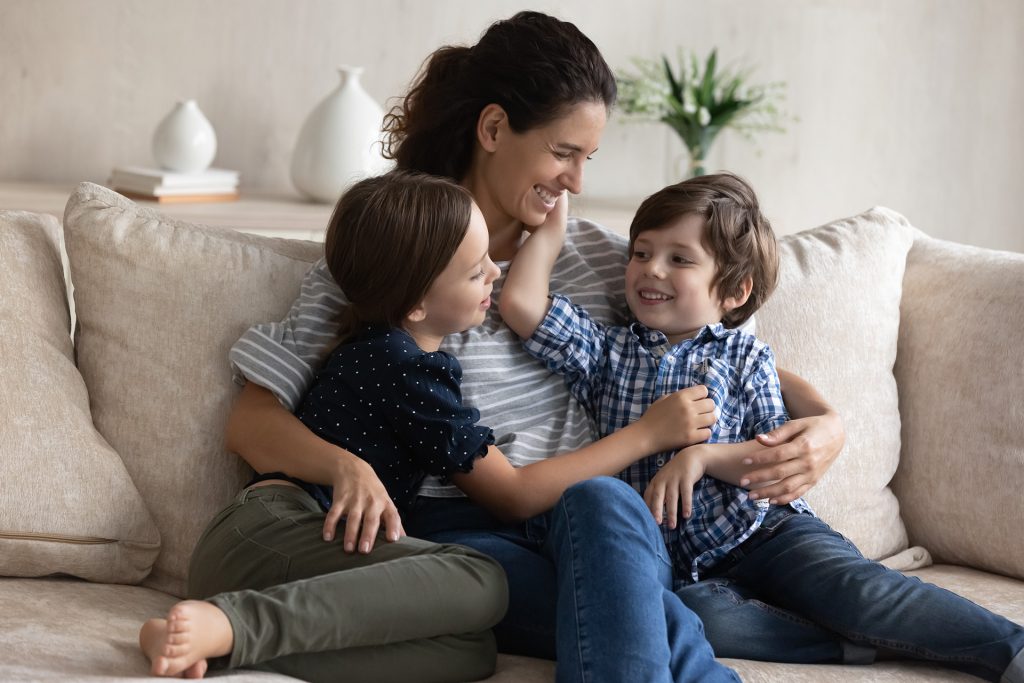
[409,476,739,683]
[676,507,1024,683]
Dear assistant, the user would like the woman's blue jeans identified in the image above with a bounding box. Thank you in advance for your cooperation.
[408,476,739,683]
[676,508,1024,683]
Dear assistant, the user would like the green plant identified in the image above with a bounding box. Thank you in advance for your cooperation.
[617,49,788,177]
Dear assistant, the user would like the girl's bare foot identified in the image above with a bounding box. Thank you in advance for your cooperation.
[139,600,233,678]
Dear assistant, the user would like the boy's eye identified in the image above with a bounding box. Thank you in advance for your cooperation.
[470,269,485,281]
[672,255,691,265]
[631,251,649,260]
[553,151,572,161]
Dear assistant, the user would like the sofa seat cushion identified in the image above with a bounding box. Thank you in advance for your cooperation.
[2,567,1015,682]
[0,210,159,584]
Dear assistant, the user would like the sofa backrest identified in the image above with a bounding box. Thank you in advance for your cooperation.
[56,183,927,595]
[892,235,1024,581]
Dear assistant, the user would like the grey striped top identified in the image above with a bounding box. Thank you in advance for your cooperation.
[230,218,632,498]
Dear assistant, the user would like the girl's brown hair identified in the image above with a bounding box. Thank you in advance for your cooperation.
[628,172,779,328]
[324,171,474,343]
[382,11,616,182]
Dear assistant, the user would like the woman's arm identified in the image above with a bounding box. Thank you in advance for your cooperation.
[451,384,716,522]
[745,368,845,503]
[226,383,404,553]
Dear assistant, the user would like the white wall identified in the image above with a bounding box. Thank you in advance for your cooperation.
[3,0,1023,250]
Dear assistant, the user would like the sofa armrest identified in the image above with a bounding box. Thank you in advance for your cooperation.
[892,233,1024,580]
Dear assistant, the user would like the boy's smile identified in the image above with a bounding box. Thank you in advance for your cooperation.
[624,213,729,345]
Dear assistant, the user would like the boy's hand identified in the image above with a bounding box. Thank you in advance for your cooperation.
[644,445,708,528]
[525,191,568,236]
[638,385,717,453]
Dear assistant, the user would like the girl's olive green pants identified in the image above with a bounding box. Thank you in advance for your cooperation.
[187,484,508,682]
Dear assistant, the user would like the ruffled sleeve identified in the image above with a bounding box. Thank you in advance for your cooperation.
[386,350,494,478]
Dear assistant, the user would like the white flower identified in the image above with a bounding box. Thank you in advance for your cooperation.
[698,107,711,126]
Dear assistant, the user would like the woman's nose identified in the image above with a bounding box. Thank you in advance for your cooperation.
[560,160,584,195]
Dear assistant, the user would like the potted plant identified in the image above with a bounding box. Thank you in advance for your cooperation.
[617,49,788,177]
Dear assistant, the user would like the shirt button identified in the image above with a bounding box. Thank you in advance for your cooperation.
[666,357,675,364]
[656,457,666,467]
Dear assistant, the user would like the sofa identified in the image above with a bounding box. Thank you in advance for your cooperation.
[1,181,1022,682]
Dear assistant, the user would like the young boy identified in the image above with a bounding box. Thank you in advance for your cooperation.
[499,173,1024,680]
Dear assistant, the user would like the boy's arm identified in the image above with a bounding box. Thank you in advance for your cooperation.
[499,193,568,339]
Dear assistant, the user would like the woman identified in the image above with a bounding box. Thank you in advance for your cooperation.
[220,11,845,683]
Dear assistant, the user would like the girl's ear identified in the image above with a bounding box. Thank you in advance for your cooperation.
[721,276,753,313]
[406,302,427,323]
[476,103,508,153]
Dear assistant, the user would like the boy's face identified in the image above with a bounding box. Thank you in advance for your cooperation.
[625,214,728,344]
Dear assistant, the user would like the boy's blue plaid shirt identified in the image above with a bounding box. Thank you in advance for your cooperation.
[524,294,813,585]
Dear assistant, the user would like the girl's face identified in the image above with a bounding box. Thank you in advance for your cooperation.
[473,100,607,232]
[411,203,500,349]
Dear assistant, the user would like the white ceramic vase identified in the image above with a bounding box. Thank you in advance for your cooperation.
[290,66,392,203]
[152,100,217,173]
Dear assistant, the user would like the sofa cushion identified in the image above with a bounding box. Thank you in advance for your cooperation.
[0,210,160,583]
[62,183,322,597]
[892,236,1024,580]
[758,207,916,561]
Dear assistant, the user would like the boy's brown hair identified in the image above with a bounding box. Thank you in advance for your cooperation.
[628,172,779,327]
[324,170,474,344]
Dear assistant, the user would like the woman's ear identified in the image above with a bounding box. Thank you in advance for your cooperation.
[476,103,508,153]
[721,276,753,313]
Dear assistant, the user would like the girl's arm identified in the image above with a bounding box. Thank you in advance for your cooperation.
[746,368,845,503]
[451,384,715,522]
[499,193,568,339]
[226,383,404,553]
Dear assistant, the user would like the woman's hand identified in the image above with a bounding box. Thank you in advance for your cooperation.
[323,456,406,554]
[741,411,846,504]
[643,446,708,529]
[637,385,717,454]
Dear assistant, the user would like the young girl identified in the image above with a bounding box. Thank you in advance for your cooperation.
[140,170,734,681]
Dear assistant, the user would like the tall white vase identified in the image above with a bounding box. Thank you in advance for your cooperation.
[152,100,217,173]
[291,66,392,203]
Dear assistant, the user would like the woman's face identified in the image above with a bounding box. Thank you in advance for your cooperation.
[475,100,607,231]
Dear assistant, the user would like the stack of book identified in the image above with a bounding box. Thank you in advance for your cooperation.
[108,166,240,203]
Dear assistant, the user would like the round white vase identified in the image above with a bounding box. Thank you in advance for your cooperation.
[152,100,217,173]
[290,66,393,203]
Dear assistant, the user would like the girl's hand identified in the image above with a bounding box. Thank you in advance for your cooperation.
[742,412,845,504]
[323,457,405,554]
[644,446,708,528]
[637,385,717,454]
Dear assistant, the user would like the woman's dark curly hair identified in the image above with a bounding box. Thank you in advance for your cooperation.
[383,11,616,182]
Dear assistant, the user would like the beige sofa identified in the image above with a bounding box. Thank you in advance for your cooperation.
[1,182,1022,682]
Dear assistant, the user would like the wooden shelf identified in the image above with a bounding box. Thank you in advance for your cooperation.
[0,181,334,241]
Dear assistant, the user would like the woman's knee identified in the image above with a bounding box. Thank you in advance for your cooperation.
[561,476,644,512]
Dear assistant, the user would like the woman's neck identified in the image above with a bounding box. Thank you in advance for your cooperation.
[462,166,524,262]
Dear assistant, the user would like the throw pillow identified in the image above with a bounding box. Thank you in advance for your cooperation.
[63,184,322,597]
[0,210,160,583]
[758,207,916,561]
